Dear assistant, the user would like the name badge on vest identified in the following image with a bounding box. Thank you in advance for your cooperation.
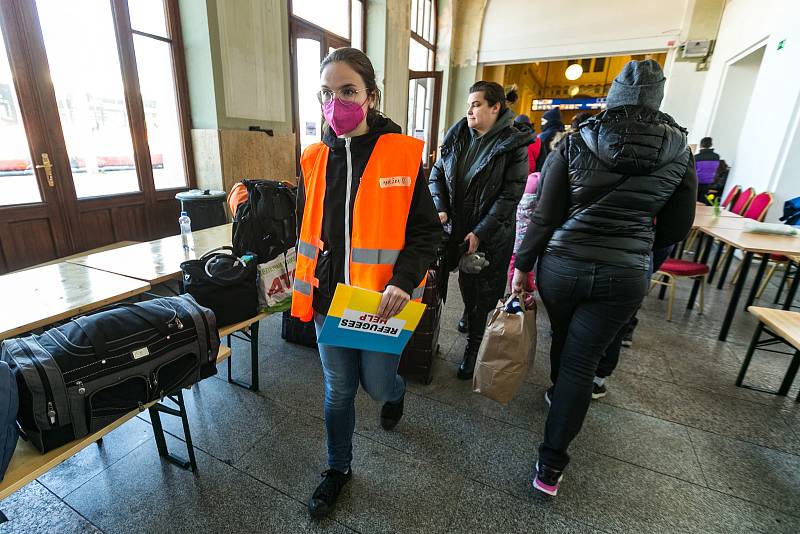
[379,176,412,188]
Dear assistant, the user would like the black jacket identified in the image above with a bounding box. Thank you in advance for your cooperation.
[296,116,442,315]
[535,120,565,170]
[516,106,697,271]
[695,148,720,161]
[428,111,530,265]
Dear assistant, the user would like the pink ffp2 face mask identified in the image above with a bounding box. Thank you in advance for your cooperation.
[323,98,366,136]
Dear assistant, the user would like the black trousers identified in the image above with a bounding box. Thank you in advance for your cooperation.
[537,254,647,470]
[458,238,514,345]
[595,245,674,379]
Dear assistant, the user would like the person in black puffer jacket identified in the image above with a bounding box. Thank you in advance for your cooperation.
[512,60,697,496]
[429,81,531,379]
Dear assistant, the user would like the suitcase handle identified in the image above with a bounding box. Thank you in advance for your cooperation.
[73,303,175,356]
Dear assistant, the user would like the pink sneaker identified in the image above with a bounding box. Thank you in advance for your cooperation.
[531,461,563,496]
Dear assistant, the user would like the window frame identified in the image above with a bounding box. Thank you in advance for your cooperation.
[117,0,195,198]
[288,0,367,169]
[409,0,437,70]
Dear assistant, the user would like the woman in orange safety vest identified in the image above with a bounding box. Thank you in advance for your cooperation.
[293,47,441,519]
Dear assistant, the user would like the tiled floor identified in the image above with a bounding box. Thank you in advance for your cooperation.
[2,262,800,533]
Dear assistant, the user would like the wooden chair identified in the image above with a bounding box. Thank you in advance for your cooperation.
[721,185,741,209]
[651,258,709,321]
[717,192,775,288]
[730,187,755,215]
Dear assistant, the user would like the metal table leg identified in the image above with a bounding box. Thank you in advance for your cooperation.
[783,262,800,310]
[774,262,791,304]
[719,251,753,341]
[707,242,725,284]
[717,245,736,289]
[745,254,770,310]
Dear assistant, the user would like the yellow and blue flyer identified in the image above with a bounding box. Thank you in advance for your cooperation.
[317,284,425,354]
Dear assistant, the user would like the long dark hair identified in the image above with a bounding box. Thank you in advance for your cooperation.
[320,47,383,128]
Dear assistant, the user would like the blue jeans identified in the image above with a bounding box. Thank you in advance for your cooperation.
[537,254,647,470]
[313,314,405,472]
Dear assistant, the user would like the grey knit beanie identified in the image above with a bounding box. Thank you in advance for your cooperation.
[605,59,665,110]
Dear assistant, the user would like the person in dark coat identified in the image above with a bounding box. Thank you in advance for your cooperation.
[429,81,530,379]
[535,107,565,170]
[695,137,729,204]
[512,60,697,496]
[514,114,542,173]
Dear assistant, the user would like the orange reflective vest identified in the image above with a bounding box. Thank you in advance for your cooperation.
[291,133,427,322]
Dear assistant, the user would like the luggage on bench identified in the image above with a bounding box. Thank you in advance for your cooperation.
[281,311,318,349]
[399,264,443,385]
[0,295,219,453]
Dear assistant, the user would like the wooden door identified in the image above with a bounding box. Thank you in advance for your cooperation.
[408,70,443,173]
[0,0,194,273]
[0,1,72,272]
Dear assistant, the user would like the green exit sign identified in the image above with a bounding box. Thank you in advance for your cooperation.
[778,39,786,50]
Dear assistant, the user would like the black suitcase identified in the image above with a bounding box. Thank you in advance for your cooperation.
[281,311,318,349]
[399,267,443,385]
[1,295,219,453]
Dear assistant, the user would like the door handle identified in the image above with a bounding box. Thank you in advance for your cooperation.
[35,153,54,187]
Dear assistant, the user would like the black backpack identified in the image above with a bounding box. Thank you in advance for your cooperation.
[232,180,297,263]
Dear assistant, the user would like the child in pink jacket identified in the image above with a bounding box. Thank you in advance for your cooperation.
[508,172,539,298]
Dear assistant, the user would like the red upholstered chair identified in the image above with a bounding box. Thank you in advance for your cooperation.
[651,258,710,321]
[721,185,741,209]
[730,187,755,215]
[743,192,773,222]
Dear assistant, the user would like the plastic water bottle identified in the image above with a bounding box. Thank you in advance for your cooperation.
[179,211,194,252]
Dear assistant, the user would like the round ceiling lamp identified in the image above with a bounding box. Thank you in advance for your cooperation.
[565,63,583,81]
[568,85,580,97]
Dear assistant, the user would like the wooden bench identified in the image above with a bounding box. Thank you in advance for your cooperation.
[0,345,232,502]
[737,307,800,401]
[218,312,268,392]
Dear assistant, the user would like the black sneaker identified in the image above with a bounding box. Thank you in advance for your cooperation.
[308,468,352,519]
[531,461,564,496]
[457,312,468,333]
[592,382,607,399]
[544,386,554,407]
[380,393,404,430]
[621,330,633,347]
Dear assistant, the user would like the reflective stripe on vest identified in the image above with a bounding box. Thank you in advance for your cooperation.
[297,239,319,260]
[292,134,427,322]
[351,248,401,265]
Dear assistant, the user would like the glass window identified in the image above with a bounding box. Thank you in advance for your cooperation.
[37,0,139,198]
[409,39,430,71]
[581,58,592,72]
[411,0,418,34]
[296,38,323,153]
[351,0,363,50]
[128,0,168,38]
[593,57,606,72]
[0,25,40,205]
[133,35,186,190]
[293,0,349,38]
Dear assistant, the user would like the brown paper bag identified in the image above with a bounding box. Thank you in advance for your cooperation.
[472,295,536,404]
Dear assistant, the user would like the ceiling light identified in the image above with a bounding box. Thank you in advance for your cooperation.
[565,63,583,80]
[569,85,580,97]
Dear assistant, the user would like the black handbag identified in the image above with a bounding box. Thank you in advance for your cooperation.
[1,295,219,453]
[181,246,258,328]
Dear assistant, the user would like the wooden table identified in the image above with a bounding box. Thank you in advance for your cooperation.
[67,224,232,285]
[0,345,232,501]
[691,213,747,229]
[0,262,151,341]
[692,226,800,340]
[695,205,741,218]
[737,307,800,400]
